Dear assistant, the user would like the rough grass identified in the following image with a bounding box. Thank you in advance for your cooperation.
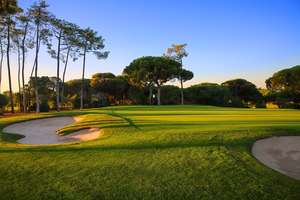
[0,105,300,200]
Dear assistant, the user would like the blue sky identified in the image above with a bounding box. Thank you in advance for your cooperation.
[2,0,300,91]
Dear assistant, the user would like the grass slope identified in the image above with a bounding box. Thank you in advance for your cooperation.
[0,105,300,200]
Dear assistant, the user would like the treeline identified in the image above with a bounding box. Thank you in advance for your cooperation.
[0,61,299,112]
[0,0,109,113]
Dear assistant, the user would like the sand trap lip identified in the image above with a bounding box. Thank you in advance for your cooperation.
[252,136,300,180]
[2,116,101,145]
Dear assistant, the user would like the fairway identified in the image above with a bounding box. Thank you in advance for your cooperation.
[1,105,300,200]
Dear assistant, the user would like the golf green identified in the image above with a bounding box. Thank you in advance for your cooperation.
[0,105,300,200]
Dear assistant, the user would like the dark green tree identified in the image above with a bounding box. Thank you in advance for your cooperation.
[1,0,22,113]
[222,79,262,106]
[0,93,8,113]
[266,65,300,94]
[125,56,179,105]
[90,73,129,105]
[123,60,154,104]
[185,83,240,107]
[29,0,51,112]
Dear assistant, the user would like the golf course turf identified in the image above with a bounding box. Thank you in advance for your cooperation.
[0,105,300,200]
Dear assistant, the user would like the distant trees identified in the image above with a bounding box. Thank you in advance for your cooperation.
[265,65,300,108]
[124,56,180,105]
[29,0,51,113]
[160,85,181,105]
[90,73,129,105]
[17,11,33,112]
[165,44,193,105]
[1,0,22,113]
[185,83,237,107]
[47,17,80,111]
[123,58,155,104]
[27,76,55,111]
[0,21,5,94]
[0,0,109,113]
[76,28,109,109]
[266,65,300,93]
[0,93,8,113]
[221,79,263,107]
[64,79,92,109]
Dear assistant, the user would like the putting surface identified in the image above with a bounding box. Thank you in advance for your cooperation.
[0,105,300,200]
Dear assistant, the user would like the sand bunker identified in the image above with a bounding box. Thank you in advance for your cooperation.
[2,117,101,145]
[252,136,300,180]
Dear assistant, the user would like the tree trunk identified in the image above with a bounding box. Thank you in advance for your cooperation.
[56,30,62,111]
[179,59,184,105]
[157,85,161,105]
[180,77,184,105]
[17,45,22,112]
[149,85,152,105]
[61,46,70,106]
[0,37,3,94]
[6,20,14,113]
[30,59,36,78]
[21,21,28,112]
[35,24,40,113]
[30,37,41,78]
[80,45,87,109]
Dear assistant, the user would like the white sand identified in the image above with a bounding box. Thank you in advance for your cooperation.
[252,136,300,180]
[2,117,101,145]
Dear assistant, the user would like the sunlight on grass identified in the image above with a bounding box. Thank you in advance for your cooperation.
[0,105,300,199]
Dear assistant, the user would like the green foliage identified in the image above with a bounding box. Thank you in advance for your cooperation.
[179,68,193,82]
[124,56,180,86]
[222,79,262,106]
[39,101,49,112]
[185,83,240,107]
[127,86,147,104]
[266,65,300,108]
[64,79,92,108]
[0,93,8,111]
[160,85,181,104]
[90,73,129,105]
[124,56,181,105]
[265,90,300,108]
[266,65,300,93]
[0,0,22,15]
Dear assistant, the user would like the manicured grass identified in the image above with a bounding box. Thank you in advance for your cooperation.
[0,105,300,200]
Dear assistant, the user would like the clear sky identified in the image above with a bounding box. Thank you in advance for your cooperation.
[2,0,300,91]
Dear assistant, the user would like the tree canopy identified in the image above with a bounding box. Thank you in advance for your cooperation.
[266,65,300,93]
[222,79,262,105]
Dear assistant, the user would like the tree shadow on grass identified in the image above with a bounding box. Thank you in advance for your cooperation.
[0,134,261,154]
